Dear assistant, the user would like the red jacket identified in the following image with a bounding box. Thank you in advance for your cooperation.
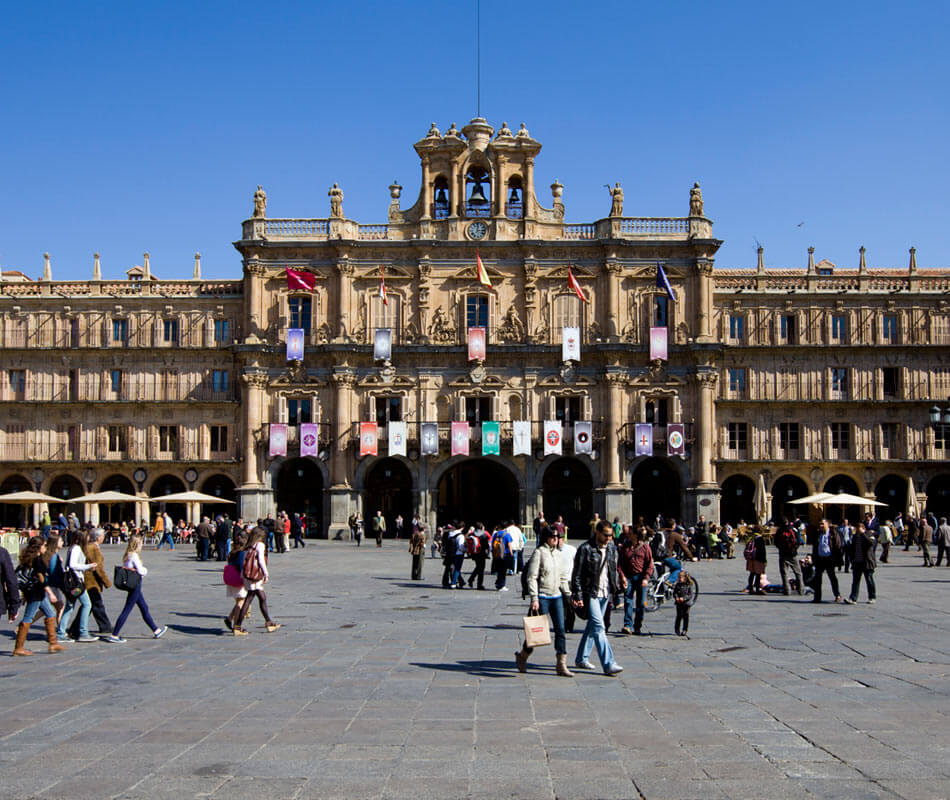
[618,538,653,579]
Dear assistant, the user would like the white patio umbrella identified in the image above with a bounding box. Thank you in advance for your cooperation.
[153,491,235,504]
[821,492,888,507]
[753,473,768,524]
[0,490,61,504]
[787,492,836,505]
[906,479,920,517]
[72,491,149,505]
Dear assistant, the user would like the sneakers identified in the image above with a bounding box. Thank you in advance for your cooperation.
[497,586,509,592]
[105,634,126,644]
[843,598,856,605]
[265,623,281,633]
[233,627,249,636]
[867,599,876,604]
[76,635,99,643]
[574,660,595,670]
[604,663,624,676]
[153,626,168,639]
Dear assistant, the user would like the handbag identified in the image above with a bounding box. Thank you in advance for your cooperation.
[223,563,243,587]
[523,611,552,648]
[63,567,85,598]
[113,565,141,593]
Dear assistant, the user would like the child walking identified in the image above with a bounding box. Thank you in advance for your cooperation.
[673,570,694,637]
[106,535,167,643]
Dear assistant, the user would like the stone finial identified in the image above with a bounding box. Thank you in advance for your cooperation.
[42,252,51,281]
[858,246,867,273]
[807,246,815,274]
[252,185,267,219]
[93,252,101,281]
[389,181,402,200]
[909,247,918,274]
[193,252,202,280]
[757,246,765,273]
[551,180,564,220]
[143,252,151,280]
[689,182,704,217]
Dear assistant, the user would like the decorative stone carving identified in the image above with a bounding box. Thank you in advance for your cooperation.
[336,260,353,277]
[516,123,531,138]
[648,360,667,382]
[497,306,525,343]
[676,321,690,344]
[378,360,395,384]
[497,121,513,138]
[426,122,441,139]
[403,321,421,344]
[388,181,402,222]
[689,182,704,217]
[560,363,576,383]
[252,185,267,219]
[530,321,548,344]
[550,180,565,219]
[428,306,456,344]
[242,372,269,389]
[316,322,331,344]
[352,302,366,344]
[469,362,487,384]
[621,321,637,343]
[328,183,344,218]
[609,182,624,217]
[588,321,605,342]
[287,360,307,384]
[330,371,356,388]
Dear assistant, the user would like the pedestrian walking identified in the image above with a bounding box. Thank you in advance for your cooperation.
[232,529,280,636]
[394,514,404,540]
[1,543,22,637]
[409,525,426,580]
[224,530,249,630]
[920,517,935,567]
[195,516,214,561]
[12,537,65,656]
[105,535,167,643]
[844,523,877,604]
[743,531,767,595]
[372,510,386,547]
[673,570,694,636]
[56,530,99,643]
[69,528,113,637]
[810,519,843,603]
[617,526,652,636]
[516,527,574,677]
[291,513,306,548]
[571,520,624,676]
[935,518,950,566]
[775,520,804,596]
[466,523,490,589]
[878,520,893,563]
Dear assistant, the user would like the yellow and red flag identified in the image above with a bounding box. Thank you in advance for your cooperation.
[476,248,492,289]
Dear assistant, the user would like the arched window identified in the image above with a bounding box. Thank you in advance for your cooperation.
[506,176,523,219]
[465,167,491,218]
[372,294,400,341]
[433,175,450,219]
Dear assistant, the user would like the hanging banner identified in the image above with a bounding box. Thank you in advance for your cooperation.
[451,422,470,456]
[513,420,532,456]
[482,421,500,455]
[373,328,392,361]
[649,326,668,361]
[388,420,407,457]
[543,420,562,456]
[300,423,319,457]
[562,326,581,362]
[574,421,592,454]
[269,424,287,458]
[421,423,439,456]
[635,423,653,457]
[286,328,304,361]
[468,327,486,361]
[667,423,685,457]
[359,422,378,457]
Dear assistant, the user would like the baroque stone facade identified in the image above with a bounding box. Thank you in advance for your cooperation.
[1,118,948,537]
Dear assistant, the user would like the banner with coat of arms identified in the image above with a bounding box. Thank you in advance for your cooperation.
[359,422,378,457]
[543,420,563,456]
[635,423,653,457]
[300,423,319,457]
[269,423,288,458]
[451,422,470,456]
[421,422,438,456]
[562,327,581,362]
[468,327,486,361]
[667,423,685,456]
[513,420,531,456]
[373,328,392,361]
[482,421,500,455]
[649,326,668,361]
[388,420,407,457]
[574,421,592,454]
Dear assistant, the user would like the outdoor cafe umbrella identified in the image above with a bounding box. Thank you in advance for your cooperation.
[787,492,836,505]
[0,490,61,505]
[817,492,887,508]
[72,491,149,505]
[152,491,235,504]
[906,478,920,517]
[753,473,768,524]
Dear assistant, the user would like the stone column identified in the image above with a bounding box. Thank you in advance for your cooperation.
[597,372,632,524]
[685,369,721,523]
[524,156,535,218]
[605,261,622,339]
[241,373,268,488]
[328,370,357,539]
[420,156,432,219]
[336,260,353,341]
[694,261,714,343]
[245,260,265,339]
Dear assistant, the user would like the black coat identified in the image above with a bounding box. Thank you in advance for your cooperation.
[0,547,21,618]
[851,531,877,570]
[571,538,621,603]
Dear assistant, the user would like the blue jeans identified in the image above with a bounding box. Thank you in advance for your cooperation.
[113,584,158,636]
[158,532,175,549]
[538,595,567,654]
[58,591,91,638]
[663,557,682,585]
[23,596,56,622]
[197,538,210,561]
[576,597,618,669]
[266,531,275,552]
[623,575,647,632]
[451,554,465,586]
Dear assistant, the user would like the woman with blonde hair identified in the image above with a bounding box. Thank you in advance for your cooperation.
[105,535,167,643]
[12,536,66,656]
[233,529,280,636]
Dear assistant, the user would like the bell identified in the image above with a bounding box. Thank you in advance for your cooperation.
[435,187,448,205]
[468,182,488,208]
[508,186,520,203]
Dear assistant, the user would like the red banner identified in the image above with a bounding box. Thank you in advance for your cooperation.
[451,422,470,456]
[468,327,486,361]
[359,422,378,457]
[286,268,316,292]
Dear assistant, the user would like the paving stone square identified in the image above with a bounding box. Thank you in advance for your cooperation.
[1,540,949,799]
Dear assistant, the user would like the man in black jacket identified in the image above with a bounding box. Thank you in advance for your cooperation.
[571,520,624,676]
[775,520,804,596]
[844,523,876,604]
[0,545,21,624]
[810,519,843,603]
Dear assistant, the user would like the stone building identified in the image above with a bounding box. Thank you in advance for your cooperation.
[1,117,948,537]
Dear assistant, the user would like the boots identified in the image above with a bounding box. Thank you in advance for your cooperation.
[556,653,574,677]
[45,617,65,653]
[515,644,533,673]
[13,623,32,657]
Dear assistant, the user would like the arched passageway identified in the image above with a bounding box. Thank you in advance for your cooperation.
[927,474,950,521]
[274,459,324,534]
[200,474,239,527]
[49,474,84,525]
[98,474,136,525]
[0,474,32,527]
[631,458,681,526]
[823,474,862,525]
[542,457,593,541]
[770,474,809,524]
[875,474,908,523]
[720,474,755,527]
[364,458,413,538]
[150,474,187,526]
[436,459,518,530]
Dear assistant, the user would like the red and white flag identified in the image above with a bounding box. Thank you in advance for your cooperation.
[568,267,589,303]
[543,420,562,456]
[359,422,378,457]
[269,424,287,458]
[378,265,388,305]
[286,268,316,292]
[451,422,470,456]
[476,249,492,289]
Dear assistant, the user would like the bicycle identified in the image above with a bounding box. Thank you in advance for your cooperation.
[644,562,699,612]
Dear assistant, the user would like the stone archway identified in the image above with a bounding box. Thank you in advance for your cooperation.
[49,474,84,525]
[541,457,593,541]
[824,474,862,525]
[875,474,908,522]
[200,474,239,528]
[98,474,136,525]
[150,474,187,526]
[364,458,413,538]
[274,458,324,534]
[720,474,755,527]
[770,474,809,524]
[926,474,950,521]
[631,457,682,526]
[435,458,519,530]
[0,474,32,527]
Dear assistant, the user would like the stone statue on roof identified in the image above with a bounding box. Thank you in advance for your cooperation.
[328,183,344,218]
[690,182,704,217]
[609,182,624,217]
[253,185,267,218]
[426,122,442,139]
[497,121,513,138]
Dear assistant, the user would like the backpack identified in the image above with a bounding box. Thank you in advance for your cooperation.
[63,567,85,598]
[776,528,797,553]
[650,533,667,561]
[242,546,265,582]
[15,564,38,596]
[466,534,481,556]
[743,539,757,561]
[491,535,503,559]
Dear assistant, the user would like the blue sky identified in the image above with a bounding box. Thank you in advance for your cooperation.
[2,0,947,281]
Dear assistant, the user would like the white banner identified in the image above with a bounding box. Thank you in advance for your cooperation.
[543,420,562,456]
[374,328,392,361]
[388,420,407,457]
[574,421,592,454]
[562,326,580,362]
[513,420,532,456]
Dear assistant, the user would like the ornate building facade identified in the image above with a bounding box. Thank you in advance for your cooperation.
[1,117,948,537]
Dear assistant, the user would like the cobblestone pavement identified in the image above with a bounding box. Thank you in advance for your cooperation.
[1,540,949,800]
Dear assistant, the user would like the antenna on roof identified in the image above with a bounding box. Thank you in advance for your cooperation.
[474,0,481,117]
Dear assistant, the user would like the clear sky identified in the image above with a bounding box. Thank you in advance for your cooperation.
[2,0,947,282]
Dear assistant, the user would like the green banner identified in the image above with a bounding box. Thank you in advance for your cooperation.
[482,421,500,455]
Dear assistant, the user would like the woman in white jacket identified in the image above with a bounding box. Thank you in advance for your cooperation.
[56,530,99,643]
[105,535,167,643]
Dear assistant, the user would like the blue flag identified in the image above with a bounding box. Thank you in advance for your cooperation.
[656,263,676,302]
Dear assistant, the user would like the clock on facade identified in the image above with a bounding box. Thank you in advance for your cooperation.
[467,221,488,240]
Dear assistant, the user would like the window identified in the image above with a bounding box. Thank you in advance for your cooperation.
[372,294,400,339]
[655,295,669,327]
[881,423,898,455]
[8,369,25,399]
[780,314,798,344]
[831,422,850,451]
[727,422,748,451]
[212,370,229,394]
[288,296,312,334]
[433,175,450,219]
[465,396,492,425]
[882,367,899,399]
[831,314,847,343]
[112,318,128,344]
[375,396,402,427]
[831,368,849,398]
[779,422,800,452]
[936,425,950,450]
[466,294,489,329]
[728,368,747,397]
[162,319,179,345]
[554,295,581,331]
[882,314,898,344]
[287,398,312,426]
[645,399,669,426]
[69,318,80,348]
[210,425,228,452]
[108,425,127,452]
[214,319,230,344]
[110,369,123,395]
[68,369,78,401]
[555,396,583,424]
[728,314,744,343]
[159,425,179,453]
